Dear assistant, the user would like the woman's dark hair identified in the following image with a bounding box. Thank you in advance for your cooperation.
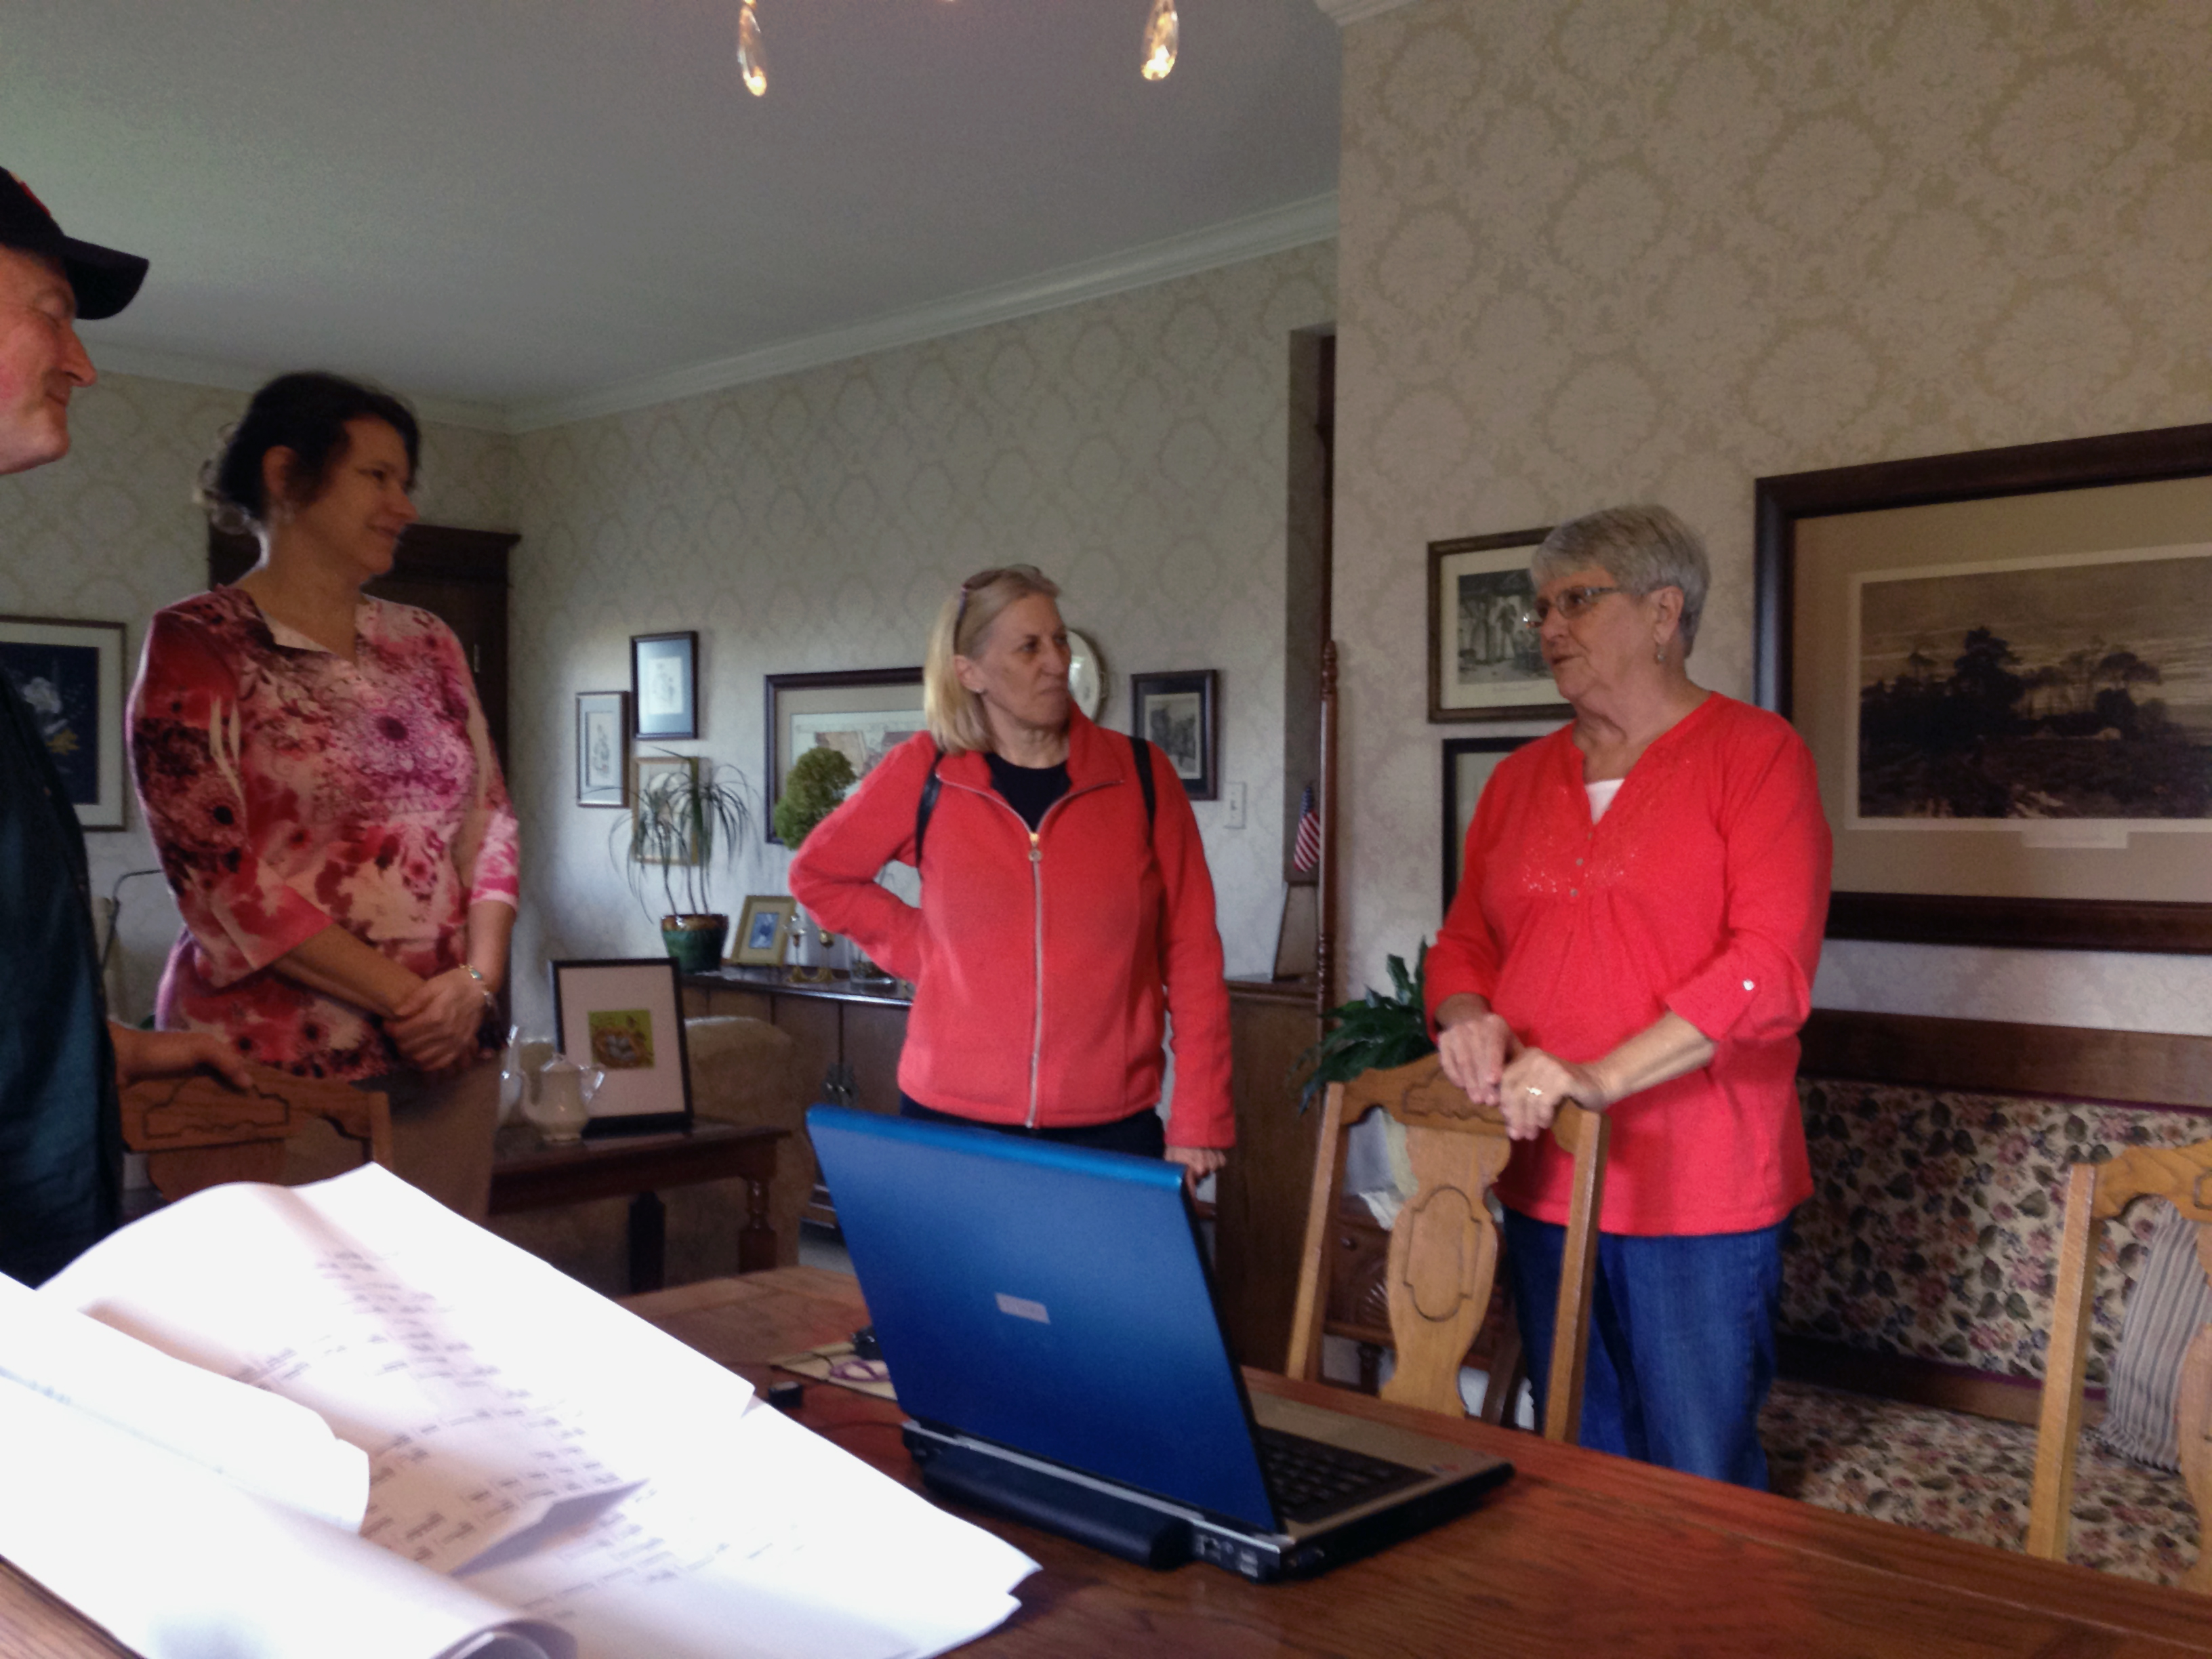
[199,371,421,533]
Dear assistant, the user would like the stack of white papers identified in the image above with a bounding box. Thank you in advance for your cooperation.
[1,1164,1034,1659]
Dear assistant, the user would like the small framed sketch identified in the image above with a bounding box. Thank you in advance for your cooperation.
[1130,669,1219,801]
[575,691,630,807]
[1428,529,1568,723]
[632,630,699,741]
[731,895,798,966]
[1442,735,1538,908]
[548,957,693,1136]
[0,615,128,830]
[632,754,701,865]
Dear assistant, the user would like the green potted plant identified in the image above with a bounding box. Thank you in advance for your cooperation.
[614,754,758,973]
[773,747,857,978]
[1290,945,1436,1111]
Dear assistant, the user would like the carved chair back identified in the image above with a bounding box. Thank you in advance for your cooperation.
[1286,1055,1610,1443]
[120,1067,393,1204]
[2030,1139,2212,1584]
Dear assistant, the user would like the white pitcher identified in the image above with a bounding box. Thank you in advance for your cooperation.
[526,1052,603,1144]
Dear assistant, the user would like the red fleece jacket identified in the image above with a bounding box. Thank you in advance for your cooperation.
[1426,695,1831,1235]
[788,714,1233,1147]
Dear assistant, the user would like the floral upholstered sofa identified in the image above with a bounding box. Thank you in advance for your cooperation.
[1761,1071,2209,1584]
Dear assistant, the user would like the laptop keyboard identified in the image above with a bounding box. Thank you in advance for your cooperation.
[1255,1427,1429,1525]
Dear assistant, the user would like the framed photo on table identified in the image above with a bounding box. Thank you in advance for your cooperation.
[1428,529,1566,724]
[548,958,693,1136]
[764,668,925,842]
[1129,670,1219,801]
[632,631,699,741]
[1755,420,2212,953]
[1442,735,1538,909]
[731,895,798,966]
[575,691,630,807]
[0,615,127,830]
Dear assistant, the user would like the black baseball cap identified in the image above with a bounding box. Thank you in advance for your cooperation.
[0,169,147,321]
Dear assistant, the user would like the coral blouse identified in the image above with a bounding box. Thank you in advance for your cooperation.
[130,588,518,1081]
[1426,695,1832,1236]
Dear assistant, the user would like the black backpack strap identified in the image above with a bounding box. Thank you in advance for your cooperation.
[914,745,945,865]
[1130,731,1156,848]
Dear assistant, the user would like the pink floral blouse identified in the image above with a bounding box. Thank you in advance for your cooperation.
[130,587,520,1080]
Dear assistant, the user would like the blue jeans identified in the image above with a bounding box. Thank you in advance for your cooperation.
[1502,1207,1787,1490]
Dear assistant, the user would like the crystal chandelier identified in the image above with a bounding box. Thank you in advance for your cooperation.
[737,1,1180,96]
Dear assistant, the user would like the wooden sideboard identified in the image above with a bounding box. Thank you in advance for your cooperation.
[680,966,1324,1369]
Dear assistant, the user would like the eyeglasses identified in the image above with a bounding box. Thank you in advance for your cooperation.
[955,564,1044,631]
[1520,585,1622,630]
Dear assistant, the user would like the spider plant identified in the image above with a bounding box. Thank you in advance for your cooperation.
[613,754,757,970]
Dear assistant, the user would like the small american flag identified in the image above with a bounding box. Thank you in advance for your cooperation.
[1292,783,1322,873]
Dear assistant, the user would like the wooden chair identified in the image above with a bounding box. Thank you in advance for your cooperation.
[121,1065,392,1204]
[1286,1055,1610,1443]
[2029,1139,2212,1584]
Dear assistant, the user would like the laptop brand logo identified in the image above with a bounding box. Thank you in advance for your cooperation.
[994,1292,1050,1324]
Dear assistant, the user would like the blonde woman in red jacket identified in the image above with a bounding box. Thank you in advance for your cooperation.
[788,566,1233,1181]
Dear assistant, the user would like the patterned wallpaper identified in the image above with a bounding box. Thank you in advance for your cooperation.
[0,367,511,1019]
[505,245,1337,1028]
[1332,0,2212,1031]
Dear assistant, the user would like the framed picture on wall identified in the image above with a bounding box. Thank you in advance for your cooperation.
[632,630,699,741]
[548,957,693,1136]
[575,691,630,807]
[0,615,128,830]
[764,668,925,842]
[1755,419,2212,953]
[1427,529,1566,724]
[632,754,701,865]
[1442,735,1537,908]
[1130,669,1219,801]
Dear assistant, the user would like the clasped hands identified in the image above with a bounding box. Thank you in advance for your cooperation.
[384,966,495,1073]
[1434,1005,1607,1141]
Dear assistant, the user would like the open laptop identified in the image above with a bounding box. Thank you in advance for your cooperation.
[807,1106,1511,1581]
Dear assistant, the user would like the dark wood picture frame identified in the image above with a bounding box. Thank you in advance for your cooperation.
[1130,669,1220,801]
[764,667,926,843]
[548,956,695,1137]
[1427,527,1565,723]
[0,614,128,830]
[1441,735,1537,909]
[1754,420,2212,954]
[631,630,699,741]
[575,690,630,807]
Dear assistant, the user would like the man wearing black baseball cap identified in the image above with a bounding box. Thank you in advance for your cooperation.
[0,169,245,1286]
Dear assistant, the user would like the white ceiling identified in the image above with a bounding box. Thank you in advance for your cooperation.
[1,1,1343,430]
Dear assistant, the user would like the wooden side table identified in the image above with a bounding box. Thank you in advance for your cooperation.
[488,1122,785,1293]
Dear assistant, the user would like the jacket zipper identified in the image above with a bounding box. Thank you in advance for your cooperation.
[1026,830,1044,1126]
[939,772,1115,1129]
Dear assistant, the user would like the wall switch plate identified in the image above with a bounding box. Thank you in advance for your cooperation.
[1225,781,1246,829]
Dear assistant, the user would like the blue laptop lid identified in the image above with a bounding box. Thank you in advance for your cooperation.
[808,1107,1278,1532]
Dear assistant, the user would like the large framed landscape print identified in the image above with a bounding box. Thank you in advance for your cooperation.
[0,615,127,830]
[1755,422,2212,952]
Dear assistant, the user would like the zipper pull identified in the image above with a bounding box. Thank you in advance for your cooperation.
[1029,832,1041,863]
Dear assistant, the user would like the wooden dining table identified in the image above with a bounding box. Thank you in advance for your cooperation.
[10,1264,2212,1658]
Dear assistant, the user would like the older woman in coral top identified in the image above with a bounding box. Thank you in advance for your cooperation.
[130,372,518,1218]
[1428,504,1831,1489]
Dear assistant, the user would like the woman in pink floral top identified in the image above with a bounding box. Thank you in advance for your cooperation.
[131,373,517,1216]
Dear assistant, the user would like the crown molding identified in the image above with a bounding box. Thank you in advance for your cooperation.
[88,343,513,433]
[85,193,1338,438]
[504,191,1339,434]
[1311,0,1424,22]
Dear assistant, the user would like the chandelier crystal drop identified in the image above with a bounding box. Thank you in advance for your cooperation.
[1141,0,1179,81]
[737,1,767,96]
